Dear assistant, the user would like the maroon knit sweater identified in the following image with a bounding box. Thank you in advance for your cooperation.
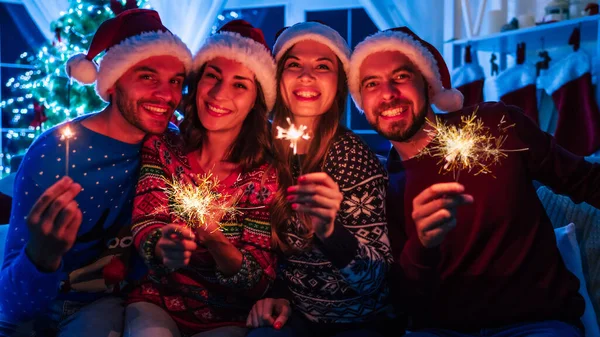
[386,102,600,332]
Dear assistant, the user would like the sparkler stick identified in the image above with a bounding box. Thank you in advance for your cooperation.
[60,124,74,177]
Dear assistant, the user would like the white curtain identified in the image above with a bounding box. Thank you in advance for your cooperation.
[358,0,444,51]
[149,0,227,54]
[21,0,69,41]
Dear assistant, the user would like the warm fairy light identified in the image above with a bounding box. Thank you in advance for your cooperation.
[276,117,310,155]
[420,107,528,181]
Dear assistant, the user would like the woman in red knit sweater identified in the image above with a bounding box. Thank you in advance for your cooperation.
[124,21,278,337]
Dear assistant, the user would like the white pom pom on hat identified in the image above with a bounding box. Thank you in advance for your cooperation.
[66,53,98,84]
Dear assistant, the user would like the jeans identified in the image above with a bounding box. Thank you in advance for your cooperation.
[407,320,582,337]
[0,296,124,337]
[124,301,247,337]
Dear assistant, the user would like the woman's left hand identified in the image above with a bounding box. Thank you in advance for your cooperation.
[287,172,343,240]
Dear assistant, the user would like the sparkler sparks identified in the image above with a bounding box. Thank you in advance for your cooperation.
[276,117,310,155]
[160,173,241,231]
[419,107,528,180]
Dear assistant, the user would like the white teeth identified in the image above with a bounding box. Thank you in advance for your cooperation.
[144,105,168,114]
[296,91,319,98]
[381,107,405,117]
[207,104,230,114]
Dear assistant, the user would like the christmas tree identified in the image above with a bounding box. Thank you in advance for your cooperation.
[0,0,250,176]
[0,0,149,175]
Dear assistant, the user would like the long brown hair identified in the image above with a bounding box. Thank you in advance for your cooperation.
[270,48,348,254]
[179,64,273,171]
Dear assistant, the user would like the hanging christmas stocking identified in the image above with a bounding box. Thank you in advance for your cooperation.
[539,51,600,156]
[485,64,539,124]
[451,46,485,108]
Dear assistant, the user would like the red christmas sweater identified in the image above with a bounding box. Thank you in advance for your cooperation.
[128,130,277,334]
[387,102,600,331]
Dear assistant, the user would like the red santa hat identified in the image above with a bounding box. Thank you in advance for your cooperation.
[349,27,463,112]
[272,21,351,76]
[192,20,277,111]
[65,9,192,102]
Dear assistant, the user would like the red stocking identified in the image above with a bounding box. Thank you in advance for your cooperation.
[539,51,600,156]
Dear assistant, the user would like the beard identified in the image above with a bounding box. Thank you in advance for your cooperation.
[115,84,176,135]
[370,95,429,142]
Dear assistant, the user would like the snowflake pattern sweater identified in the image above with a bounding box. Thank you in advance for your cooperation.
[279,129,394,324]
[127,131,277,334]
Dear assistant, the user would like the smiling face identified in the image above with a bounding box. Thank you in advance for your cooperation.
[279,40,340,119]
[195,57,258,136]
[109,55,186,135]
[359,50,430,142]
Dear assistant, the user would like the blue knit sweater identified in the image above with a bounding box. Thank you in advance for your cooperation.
[0,115,141,322]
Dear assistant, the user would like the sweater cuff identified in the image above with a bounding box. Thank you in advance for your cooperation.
[403,237,441,267]
[317,223,359,268]
[17,247,64,290]
[140,228,174,281]
[215,250,263,290]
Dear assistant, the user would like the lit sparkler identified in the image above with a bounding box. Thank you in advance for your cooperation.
[161,173,241,231]
[276,117,311,155]
[419,107,528,181]
[60,124,74,176]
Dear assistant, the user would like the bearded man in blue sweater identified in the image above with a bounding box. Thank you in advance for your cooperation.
[0,8,191,337]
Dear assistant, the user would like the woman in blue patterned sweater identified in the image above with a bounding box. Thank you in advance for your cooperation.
[246,22,396,337]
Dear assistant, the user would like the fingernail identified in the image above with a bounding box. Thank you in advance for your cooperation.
[274,322,283,330]
[298,176,306,182]
[286,195,294,201]
[291,203,298,210]
[287,186,296,193]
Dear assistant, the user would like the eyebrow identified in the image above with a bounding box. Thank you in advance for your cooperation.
[286,55,334,64]
[207,65,252,82]
[360,66,417,86]
[134,66,185,79]
[392,66,416,74]
[134,66,157,74]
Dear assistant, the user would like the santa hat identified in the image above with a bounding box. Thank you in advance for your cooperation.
[192,20,277,111]
[349,27,463,112]
[273,21,351,76]
[65,9,192,102]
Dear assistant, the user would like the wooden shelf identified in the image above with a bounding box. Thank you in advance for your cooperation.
[447,15,599,54]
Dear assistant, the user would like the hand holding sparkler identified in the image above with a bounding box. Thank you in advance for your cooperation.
[411,182,473,248]
[287,172,343,240]
[156,224,197,269]
[276,117,311,155]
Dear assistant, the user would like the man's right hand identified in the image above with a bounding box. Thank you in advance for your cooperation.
[246,298,291,329]
[25,176,83,272]
[155,224,197,269]
[412,182,473,248]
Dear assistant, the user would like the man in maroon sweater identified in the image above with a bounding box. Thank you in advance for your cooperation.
[347,27,600,336]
